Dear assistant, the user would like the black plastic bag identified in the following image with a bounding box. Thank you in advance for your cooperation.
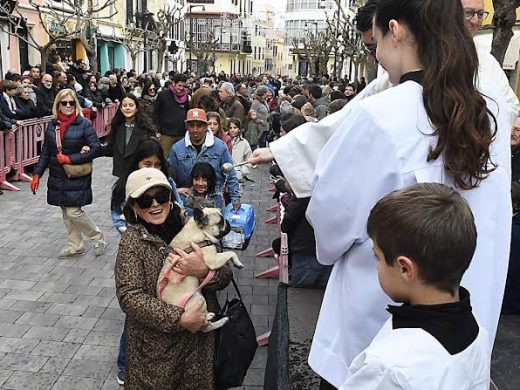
[215,278,258,389]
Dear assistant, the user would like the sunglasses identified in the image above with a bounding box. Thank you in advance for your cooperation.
[60,100,76,107]
[135,188,170,209]
[148,88,156,91]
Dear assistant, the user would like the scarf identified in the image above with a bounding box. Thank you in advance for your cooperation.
[169,83,188,104]
[57,112,77,139]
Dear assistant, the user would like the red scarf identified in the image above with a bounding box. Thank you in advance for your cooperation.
[57,112,77,139]
[169,83,188,104]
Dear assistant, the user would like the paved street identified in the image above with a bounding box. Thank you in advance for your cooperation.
[0,158,279,389]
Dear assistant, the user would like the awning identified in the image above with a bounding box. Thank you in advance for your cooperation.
[474,30,520,70]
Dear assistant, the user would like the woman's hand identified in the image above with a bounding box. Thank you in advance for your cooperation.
[248,147,274,165]
[179,299,207,333]
[172,243,209,278]
[177,187,190,197]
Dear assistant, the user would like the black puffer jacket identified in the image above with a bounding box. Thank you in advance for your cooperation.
[153,89,188,136]
[34,115,101,207]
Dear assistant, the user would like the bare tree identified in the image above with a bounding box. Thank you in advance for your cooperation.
[0,0,115,73]
[491,0,520,65]
[188,28,218,76]
[294,26,334,77]
[117,25,154,71]
[154,5,182,73]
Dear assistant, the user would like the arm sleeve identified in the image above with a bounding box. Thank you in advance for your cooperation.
[281,197,310,234]
[221,149,241,203]
[306,106,403,265]
[115,232,183,333]
[34,129,52,177]
[339,356,408,390]
[69,121,101,164]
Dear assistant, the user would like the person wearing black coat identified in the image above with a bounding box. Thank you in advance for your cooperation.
[15,86,38,119]
[105,93,157,178]
[31,89,107,258]
[153,73,189,158]
[82,81,105,109]
[35,74,56,117]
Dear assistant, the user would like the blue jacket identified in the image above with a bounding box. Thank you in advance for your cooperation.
[168,130,240,203]
[34,115,101,207]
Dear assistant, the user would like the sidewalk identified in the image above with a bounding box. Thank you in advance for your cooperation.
[0,158,279,389]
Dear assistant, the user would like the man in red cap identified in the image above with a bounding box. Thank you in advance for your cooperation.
[168,108,241,210]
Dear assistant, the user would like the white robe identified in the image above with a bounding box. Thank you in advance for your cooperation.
[339,319,490,390]
[306,78,513,387]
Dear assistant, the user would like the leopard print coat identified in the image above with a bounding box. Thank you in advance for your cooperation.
[115,223,232,390]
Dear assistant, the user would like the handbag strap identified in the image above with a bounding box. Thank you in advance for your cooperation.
[54,125,63,154]
[229,277,243,301]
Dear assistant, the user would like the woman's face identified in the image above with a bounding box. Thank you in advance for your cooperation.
[89,83,97,92]
[138,155,162,170]
[207,117,220,135]
[121,97,137,119]
[90,75,97,84]
[147,85,157,96]
[228,122,240,138]
[193,176,209,195]
[373,22,408,85]
[132,186,171,225]
[59,94,76,115]
[20,88,30,100]
[21,79,31,87]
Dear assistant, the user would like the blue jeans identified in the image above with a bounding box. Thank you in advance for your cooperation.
[289,252,333,289]
[117,329,126,373]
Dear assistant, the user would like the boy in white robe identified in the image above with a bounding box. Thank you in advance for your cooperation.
[340,183,490,389]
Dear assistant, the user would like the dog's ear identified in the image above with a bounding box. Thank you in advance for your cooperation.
[193,207,209,227]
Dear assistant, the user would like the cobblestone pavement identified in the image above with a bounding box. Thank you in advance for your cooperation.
[0,158,279,389]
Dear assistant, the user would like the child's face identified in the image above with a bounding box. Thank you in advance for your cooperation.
[193,176,208,195]
[373,242,407,303]
[138,155,161,170]
[228,122,240,138]
[207,117,220,135]
[250,111,257,120]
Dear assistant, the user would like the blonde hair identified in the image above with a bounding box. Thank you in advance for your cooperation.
[52,88,83,117]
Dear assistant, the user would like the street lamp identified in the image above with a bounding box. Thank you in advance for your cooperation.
[188,4,205,72]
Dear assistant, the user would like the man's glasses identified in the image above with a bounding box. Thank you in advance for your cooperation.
[363,42,377,56]
[464,9,490,20]
[135,188,170,209]
[60,100,76,107]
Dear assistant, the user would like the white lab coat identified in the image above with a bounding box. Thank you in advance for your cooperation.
[339,319,490,390]
[306,79,512,387]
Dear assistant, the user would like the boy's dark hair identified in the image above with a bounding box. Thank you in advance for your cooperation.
[355,0,381,32]
[282,115,307,133]
[172,73,187,84]
[367,183,476,295]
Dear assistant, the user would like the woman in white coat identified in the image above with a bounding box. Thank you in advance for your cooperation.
[306,0,512,388]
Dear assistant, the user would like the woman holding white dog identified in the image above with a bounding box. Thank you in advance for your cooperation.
[115,168,232,389]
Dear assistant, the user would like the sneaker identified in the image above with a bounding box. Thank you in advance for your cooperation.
[94,240,108,256]
[58,247,85,258]
[116,371,125,386]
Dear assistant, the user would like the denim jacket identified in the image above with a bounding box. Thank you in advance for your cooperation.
[168,130,241,203]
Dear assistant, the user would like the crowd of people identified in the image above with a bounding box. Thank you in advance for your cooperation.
[18,0,520,388]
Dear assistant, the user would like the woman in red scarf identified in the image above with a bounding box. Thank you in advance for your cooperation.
[31,89,107,258]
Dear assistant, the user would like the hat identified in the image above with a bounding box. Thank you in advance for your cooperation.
[125,168,172,202]
[185,108,208,123]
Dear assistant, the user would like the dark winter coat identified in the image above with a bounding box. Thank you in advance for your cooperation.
[115,223,232,390]
[15,96,38,120]
[108,83,125,102]
[104,122,156,178]
[281,196,317,255]
[82,88,105,108]
[35,86,55,117]
[34,115,101,207]
[0,93,17,119]
[138,95,157,121]
[220,96,245,123]
[153,89,189,137]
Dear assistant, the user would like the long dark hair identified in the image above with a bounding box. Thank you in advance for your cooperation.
[375,0,496,190]
[191,162,217,195]
[111,138,169,212]
[108,93,155,146]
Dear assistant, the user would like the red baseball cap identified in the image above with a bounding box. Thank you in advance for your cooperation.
[185,108,208,123]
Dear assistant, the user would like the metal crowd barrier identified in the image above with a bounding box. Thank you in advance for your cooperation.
[0,104,117,191]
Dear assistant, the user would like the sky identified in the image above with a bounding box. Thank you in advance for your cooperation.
[253,0,287,28]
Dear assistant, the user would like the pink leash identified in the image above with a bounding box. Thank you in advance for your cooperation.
[176,270,216,309]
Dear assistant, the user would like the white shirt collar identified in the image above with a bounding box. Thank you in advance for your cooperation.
[184,129,215,148]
